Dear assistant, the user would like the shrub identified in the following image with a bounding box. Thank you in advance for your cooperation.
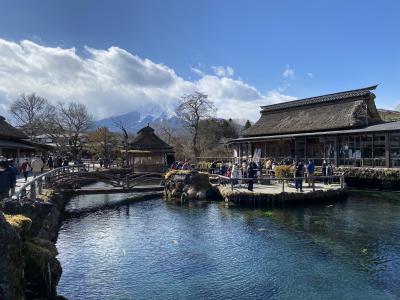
[274,165,295,178]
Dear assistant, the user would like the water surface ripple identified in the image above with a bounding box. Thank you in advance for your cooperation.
[57,189,400,299]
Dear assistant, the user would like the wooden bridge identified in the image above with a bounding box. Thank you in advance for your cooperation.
[13,164,164,200]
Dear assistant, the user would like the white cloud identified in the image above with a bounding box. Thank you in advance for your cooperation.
[0,38,296,122]
[211,65,234,77]
[282,64,295,80]
[307,72,314,79]
[190,67,205,77]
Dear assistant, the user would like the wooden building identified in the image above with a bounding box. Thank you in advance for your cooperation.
[127,125,175,172]
[228,86,400,168]
[0,115,35,164]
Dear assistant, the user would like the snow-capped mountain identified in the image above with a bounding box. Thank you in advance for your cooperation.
[93,111,182,133]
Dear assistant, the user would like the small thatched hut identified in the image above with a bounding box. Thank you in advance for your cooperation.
[0,116,35,163]
[127,125,175,172]
[229,86,400,168]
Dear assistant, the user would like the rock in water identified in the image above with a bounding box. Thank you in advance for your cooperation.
[0,211,24,300]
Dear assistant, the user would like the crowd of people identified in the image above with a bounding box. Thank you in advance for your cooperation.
[198,158,336,193]
[0,154,75,201]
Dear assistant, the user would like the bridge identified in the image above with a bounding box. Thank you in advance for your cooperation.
[13,164,164,200]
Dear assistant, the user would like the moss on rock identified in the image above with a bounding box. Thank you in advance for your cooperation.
[5,214,32,238]
[23,238,61,298]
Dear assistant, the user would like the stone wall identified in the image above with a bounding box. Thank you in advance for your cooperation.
[337,167,400,190]
[0,190,66,299]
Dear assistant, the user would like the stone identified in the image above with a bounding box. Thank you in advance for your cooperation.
[0,211,24,300]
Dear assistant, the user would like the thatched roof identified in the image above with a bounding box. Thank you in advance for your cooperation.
[0,116,28,140]
[242,86,382,137]
[129,125,174,153]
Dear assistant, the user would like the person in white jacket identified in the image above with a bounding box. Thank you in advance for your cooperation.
[31,156,44,178]
[230,163,239,189]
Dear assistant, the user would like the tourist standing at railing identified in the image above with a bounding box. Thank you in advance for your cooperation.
[306,160,315,187]
[31,155,44,178]
[231,163,239,189]
[294,161,304,192]
[0,159,11,200]
[242,161,247,178]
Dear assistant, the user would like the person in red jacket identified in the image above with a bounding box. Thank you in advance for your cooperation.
[20,159,31,182]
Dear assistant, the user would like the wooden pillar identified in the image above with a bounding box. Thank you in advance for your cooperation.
[248,142,252,160]
[334,136,338,167]
[304,137,307,162]
[385,132,390,168]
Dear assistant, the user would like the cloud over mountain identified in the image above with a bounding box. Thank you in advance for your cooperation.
[0,38,296,121]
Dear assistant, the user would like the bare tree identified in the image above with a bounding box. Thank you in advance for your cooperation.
[88,127,116,165]
[9,93,55,140]
[52,102,93,161]
[112,118,130,166]
[176,92,216,160]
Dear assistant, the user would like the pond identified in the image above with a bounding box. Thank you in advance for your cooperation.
[56,189,400,299]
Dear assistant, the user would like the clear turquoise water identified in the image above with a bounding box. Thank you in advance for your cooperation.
[56,190,400,299]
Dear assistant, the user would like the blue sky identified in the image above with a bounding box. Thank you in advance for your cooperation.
[0,0,399,120]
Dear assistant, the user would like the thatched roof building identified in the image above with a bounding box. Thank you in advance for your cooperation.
[229,86,400,168]
[242,85,382,137]
[0,116,35,162]
[130,125,174,153]
[127,125,174,172]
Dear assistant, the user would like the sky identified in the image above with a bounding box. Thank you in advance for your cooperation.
[0,0,399,121]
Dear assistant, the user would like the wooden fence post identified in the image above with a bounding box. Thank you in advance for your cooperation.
[30,182,36,200]
[37,177,43,195]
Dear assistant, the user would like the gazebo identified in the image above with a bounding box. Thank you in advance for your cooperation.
[127,125,175,172]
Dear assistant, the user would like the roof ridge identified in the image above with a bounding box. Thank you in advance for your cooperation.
[261,85,378,112]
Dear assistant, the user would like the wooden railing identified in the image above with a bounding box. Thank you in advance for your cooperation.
[13,164,91,201]
[210,173,346,192]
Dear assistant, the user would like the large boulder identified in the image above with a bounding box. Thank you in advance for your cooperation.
[0,212,24,300]
[164,170,218,200]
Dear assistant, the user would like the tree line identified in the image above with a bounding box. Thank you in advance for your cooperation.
[8,92,250,163]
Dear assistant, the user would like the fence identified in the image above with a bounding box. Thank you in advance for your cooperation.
[211,173,345,193]
[13,164,90,201]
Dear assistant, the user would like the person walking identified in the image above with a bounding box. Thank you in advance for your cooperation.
[306,160,315,187]
[57,156,63,168]
[7,159,18,196]
[47,156,54,170]
[247,162,256,191]
[0,159,11,200]
[31,155,44,178]
[294,161,304,192]
[20,158,31,182]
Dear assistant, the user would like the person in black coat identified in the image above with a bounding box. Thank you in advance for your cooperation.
[247,162,257,191]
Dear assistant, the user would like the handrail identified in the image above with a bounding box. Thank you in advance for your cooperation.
[210,173,346,192]
[13,164,90,200]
